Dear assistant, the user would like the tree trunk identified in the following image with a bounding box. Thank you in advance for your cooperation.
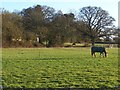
[91,38,95,46]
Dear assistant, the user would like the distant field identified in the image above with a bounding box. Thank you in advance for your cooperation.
[2,48,119,88]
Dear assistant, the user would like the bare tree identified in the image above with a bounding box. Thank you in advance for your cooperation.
[78,6,115,46]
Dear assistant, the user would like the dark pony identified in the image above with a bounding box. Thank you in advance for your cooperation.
[91,46,107,57]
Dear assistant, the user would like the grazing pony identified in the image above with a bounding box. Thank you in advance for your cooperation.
[91,46,107,57]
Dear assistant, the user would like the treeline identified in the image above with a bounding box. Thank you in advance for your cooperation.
[2,5,119,47]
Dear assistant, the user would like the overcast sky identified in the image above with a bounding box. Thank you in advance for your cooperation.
[1,0,119,27]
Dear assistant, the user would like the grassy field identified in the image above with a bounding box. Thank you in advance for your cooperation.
[2,48,119,88]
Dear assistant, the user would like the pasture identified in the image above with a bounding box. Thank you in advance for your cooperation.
[2,48,119,88]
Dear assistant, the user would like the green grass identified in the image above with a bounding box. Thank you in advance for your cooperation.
[2,48,119,88]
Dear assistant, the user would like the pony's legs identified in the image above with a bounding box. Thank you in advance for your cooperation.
[100,52,104,57]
